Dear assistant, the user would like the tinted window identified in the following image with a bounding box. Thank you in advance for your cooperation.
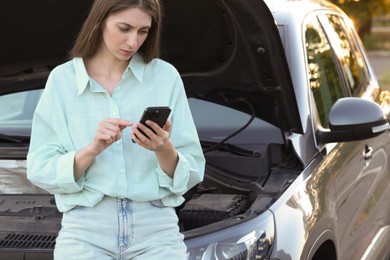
[305,16,345,128]
[319,14,366,96]
[341,17,371,94]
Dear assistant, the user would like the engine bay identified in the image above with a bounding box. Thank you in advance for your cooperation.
[0,140,301,254]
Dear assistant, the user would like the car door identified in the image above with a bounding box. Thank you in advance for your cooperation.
[305,12,390,259]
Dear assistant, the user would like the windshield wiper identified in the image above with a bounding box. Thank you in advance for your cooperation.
[0,133,30,143]
[202,96,256,154]
[201,140,262,157]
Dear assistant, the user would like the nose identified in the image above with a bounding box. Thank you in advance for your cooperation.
[126,32,138,49]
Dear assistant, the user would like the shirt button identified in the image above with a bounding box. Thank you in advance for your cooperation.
[120,168,124,173]
[112,112,117,116]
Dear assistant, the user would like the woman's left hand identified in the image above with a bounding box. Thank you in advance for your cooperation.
[131,119,172,151]
[132,119,178,177]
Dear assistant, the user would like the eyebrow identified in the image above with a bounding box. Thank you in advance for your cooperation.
[117,22,151,29]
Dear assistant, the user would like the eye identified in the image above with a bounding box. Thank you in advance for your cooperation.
[119,27,129,32]
[139,29,150,34]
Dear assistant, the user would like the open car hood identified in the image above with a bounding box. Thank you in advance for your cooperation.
[1,0,302,133]
[0,1,93,76]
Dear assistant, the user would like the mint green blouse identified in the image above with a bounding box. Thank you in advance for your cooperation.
[27,53,205,212]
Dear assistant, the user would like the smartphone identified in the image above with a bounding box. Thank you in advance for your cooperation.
[134,106,171,141]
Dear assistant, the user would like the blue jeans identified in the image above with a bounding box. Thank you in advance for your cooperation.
[54,196,187,259]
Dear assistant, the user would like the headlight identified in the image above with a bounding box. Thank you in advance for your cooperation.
[186,211,274,260]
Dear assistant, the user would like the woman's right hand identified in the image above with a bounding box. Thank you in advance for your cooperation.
[91,118,133,154]
[73,118,133,180]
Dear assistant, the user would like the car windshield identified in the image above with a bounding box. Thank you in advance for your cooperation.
[0,90,284,144]
[0,89,43,121]
[188,98,284,146]
[0,90,285,194]
[0,89,43,137]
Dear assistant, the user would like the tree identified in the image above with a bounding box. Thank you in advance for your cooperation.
[329,0,390,37]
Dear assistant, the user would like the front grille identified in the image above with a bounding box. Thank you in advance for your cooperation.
[0,233,56,249]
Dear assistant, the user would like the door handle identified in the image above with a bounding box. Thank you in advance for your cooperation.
[363,144,373,161]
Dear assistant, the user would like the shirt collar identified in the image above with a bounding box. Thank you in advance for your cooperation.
[73,52,146,96]
[73,57,90,96]
[128,52,145,83]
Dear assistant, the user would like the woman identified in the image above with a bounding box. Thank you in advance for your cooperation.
[27,0,205,259]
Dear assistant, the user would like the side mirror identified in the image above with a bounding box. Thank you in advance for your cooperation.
[317,97,389,144]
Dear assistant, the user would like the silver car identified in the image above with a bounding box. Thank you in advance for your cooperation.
[1,0,389,259]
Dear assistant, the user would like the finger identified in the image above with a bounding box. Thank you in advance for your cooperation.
[144,120,163,135]
[95,131,114,144]
[99,123,117,136]
[132,131,146,145]
[102,130,116,143]
[163,119,171,132]
[99,120,117,133]
[101,120,127,140]
[97,126,119,144]
[133,124,152,141]
[111,118,133,126]
[137,122,157,139]
[105,118,133,130]
[114,131,122,141]
[97,122,115,137]
[131,132,139,143]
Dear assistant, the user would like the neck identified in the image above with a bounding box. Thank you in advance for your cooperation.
[87,57,129,78]
[84,48,131,96]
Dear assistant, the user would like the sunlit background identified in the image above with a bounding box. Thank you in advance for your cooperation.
[329,0,390,90]
[330,0,390,47]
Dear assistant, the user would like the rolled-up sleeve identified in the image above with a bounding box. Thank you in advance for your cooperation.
[157,151,202,193]
[27,70,83,194]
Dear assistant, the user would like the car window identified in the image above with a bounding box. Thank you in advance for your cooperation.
[340,16,371,93]
[305,16,345,129]
[0,89,42,122]
[318,14,366,97]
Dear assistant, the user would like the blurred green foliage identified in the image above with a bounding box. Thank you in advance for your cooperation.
[329,0,390,36]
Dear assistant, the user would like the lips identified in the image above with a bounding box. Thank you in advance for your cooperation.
[120,49,134,57]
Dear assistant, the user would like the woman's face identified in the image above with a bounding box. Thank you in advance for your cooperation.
[100,7,152,61]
